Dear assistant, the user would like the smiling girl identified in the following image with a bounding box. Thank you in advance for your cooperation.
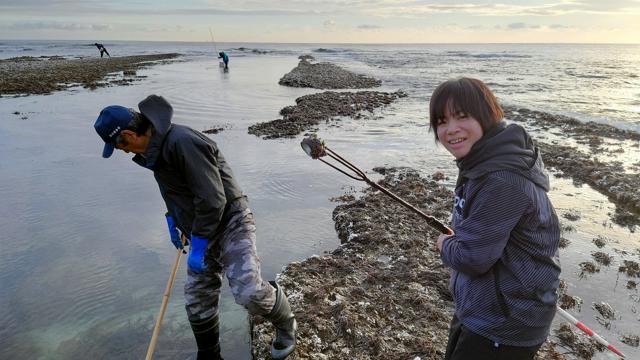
[429,78,561,360]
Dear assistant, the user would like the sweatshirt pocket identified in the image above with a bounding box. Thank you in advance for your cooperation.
[493,265,511,318]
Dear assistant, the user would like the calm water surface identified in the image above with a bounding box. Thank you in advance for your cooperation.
[1,43,639,359]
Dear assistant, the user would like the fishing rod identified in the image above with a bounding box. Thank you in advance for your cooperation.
[300,134,453,235]
[208,27,219,57]
[300,134,626,359]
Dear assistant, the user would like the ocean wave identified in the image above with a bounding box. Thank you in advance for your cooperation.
[313,48,348,53]
[445,51,531,59]
[564,70,611,79]
[234,47,269,54]
[474,53,532,59]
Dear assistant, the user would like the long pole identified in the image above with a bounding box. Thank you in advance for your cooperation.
[556,306,625,358]
[145,235,188,360]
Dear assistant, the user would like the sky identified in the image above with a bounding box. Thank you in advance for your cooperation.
[1,0,639,43]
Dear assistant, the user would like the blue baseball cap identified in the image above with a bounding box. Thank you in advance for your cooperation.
[94,105,134,158]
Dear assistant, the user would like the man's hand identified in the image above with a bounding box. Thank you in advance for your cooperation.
[437,233,454,252]
[188,235,208,273]
[165,214,183,249]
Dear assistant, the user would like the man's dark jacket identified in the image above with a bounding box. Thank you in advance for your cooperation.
[132,95,248,239]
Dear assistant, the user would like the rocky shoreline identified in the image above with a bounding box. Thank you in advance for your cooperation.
[279,56,382,89]
[0,54,180,96]
[252,168,453,359]
[249,55,406,139]
[248,90,407,139]
[504,106,640,229]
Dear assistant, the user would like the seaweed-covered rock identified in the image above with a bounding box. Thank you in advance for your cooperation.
[248,90,406,139]
[279,58,381,89]
[0,54,180,96]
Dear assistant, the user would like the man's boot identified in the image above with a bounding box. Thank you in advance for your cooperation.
[264,281,297,359]
[189,313,223,360]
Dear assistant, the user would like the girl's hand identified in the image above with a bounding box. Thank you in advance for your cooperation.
[437,233,453,252]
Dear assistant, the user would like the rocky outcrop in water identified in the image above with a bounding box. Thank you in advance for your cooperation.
[0,54,180,96]
[248,90,407,139]
[279,57,381,89]
[537,142,640,229]
[504,106,640,149]
[504,106,640,229]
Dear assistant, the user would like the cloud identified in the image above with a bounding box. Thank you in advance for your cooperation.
[357,24,382,29]
[91,24,112,31]
[507,22,528,30]
[506,22,543,30]
[7,21,110,31]
[4,0,640,18]
[323,19,336,30]
[364,0,640,17]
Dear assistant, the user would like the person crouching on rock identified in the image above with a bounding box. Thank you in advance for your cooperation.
[94,43,110,58]
[93,95,297,360]
[429,77,561,360]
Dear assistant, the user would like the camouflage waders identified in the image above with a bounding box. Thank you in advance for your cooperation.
[185,208,280,359]
[185,207,276,320]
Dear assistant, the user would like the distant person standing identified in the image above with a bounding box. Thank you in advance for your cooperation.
[94,43,110,58]
[218,51,229,69]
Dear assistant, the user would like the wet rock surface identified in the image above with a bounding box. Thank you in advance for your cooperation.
[591,251,613,266]
[536,142,640,229]
[0,54,180,96]
[251,168,565,360]
[618,260,640,277]
[248,90,406,139]
[555,323,602,359]
[504,106,640,145]
[252,168,453,359]
[279,57,382,89]
[504,105,640,229]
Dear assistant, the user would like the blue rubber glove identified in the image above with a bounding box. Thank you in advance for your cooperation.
[165,213,182,249]
[188,235,208,273]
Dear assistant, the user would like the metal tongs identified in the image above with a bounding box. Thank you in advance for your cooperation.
[301,134,453,235]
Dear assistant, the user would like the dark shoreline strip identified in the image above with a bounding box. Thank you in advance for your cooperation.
[248,90,407,139]
[0,53,180,96]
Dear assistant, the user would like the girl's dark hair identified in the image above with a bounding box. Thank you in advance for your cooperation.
[428,77,503,140]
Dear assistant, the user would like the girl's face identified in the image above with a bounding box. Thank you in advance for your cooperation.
[436,107,484,159]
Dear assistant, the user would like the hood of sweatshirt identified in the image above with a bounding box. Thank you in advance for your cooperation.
[132,94,173,169]
[455,122,550,191]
